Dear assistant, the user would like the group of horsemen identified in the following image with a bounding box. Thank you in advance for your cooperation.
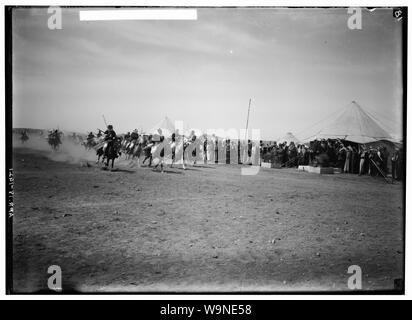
[84,125,206,171]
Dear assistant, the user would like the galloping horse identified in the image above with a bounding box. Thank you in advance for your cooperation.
[129,135,145,166]
[47,130,62,151]
[83,138,97,150]
[20,131,29,144]
[103,137,122,169]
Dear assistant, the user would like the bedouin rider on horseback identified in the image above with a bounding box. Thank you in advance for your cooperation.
[103,125,117,156]
[130,129,139,141]
[21,129,28,139]
[126,129,139,152]
[87,131,95,141]
[86,131,95,149]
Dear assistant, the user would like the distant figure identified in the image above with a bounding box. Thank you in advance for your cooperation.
[344,145,353,173]
[391,149,400,180]
[247,140,253,165]
[85,131,96,150]
[153,129,165,173]
[338,144,347,173]
[204,136,208,164]
[358,145,367,175]
[214,136,219,164]
[143,135,153,167]
[226,139,231,164]
[20,130,29,144]
[170,132,176,168]
[189,130,197,165]
[87,131,95,141]
[47,129,62,150]
[130,129,139,141]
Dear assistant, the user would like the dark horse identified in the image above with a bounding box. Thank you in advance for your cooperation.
[103,138,122,169]
[20,131,29,144]
[48,130,62,151]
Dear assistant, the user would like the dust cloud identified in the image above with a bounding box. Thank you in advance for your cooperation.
[12,133,98,165]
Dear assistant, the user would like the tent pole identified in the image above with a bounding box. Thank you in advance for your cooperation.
[102,114,108,127]
[244,98,251,141]
[370,158,393,184]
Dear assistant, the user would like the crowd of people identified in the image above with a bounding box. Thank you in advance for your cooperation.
[260,138,404,180]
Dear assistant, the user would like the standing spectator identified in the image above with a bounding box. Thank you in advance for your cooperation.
[391,149,400,180]
[247,139,253,165]
[344,145,353,173]
[203,136,208,165]
[398,146,404,181]
[214,136,219,164]
[380,146,388,174]
[338,144,347,173]
[358,145,367,175]
[368,148,378,176]
[225,139,231,164]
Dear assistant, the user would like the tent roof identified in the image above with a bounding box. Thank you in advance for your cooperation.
[278,132,301,144]
[307,101,393,144]
[148,116,175,136]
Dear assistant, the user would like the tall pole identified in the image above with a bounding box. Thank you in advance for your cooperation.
[102,114,108,127]
[244,98,251,141]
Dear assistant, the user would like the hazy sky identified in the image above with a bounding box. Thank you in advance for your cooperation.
[12,7,403,140]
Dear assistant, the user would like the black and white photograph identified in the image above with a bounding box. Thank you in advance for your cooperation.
[5,5,406,294]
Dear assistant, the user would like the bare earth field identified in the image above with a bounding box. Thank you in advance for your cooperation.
[12,145,404,293]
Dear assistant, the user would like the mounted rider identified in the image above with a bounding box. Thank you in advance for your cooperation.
[21,129,28,139]
[20,129,29,143]
[85,131,95,149]
[130,129,139,141]
[47,128,62,150]
[87,131,95,141]
[127,129,139,151]
[103,125,117,156]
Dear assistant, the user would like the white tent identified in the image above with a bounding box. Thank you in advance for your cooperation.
[305,101,394,144]
[278,132,301,145]
[148,116,176,137]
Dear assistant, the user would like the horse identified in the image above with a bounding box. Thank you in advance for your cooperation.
[93,138,106,164]
[47,131,62,151]
[103,137,122,169]
[20,131,29,144]
[124,138,135,160]
[129,135,145,166]
[84,138,97,150]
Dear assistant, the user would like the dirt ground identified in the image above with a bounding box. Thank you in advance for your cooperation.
[11,143,404,293]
